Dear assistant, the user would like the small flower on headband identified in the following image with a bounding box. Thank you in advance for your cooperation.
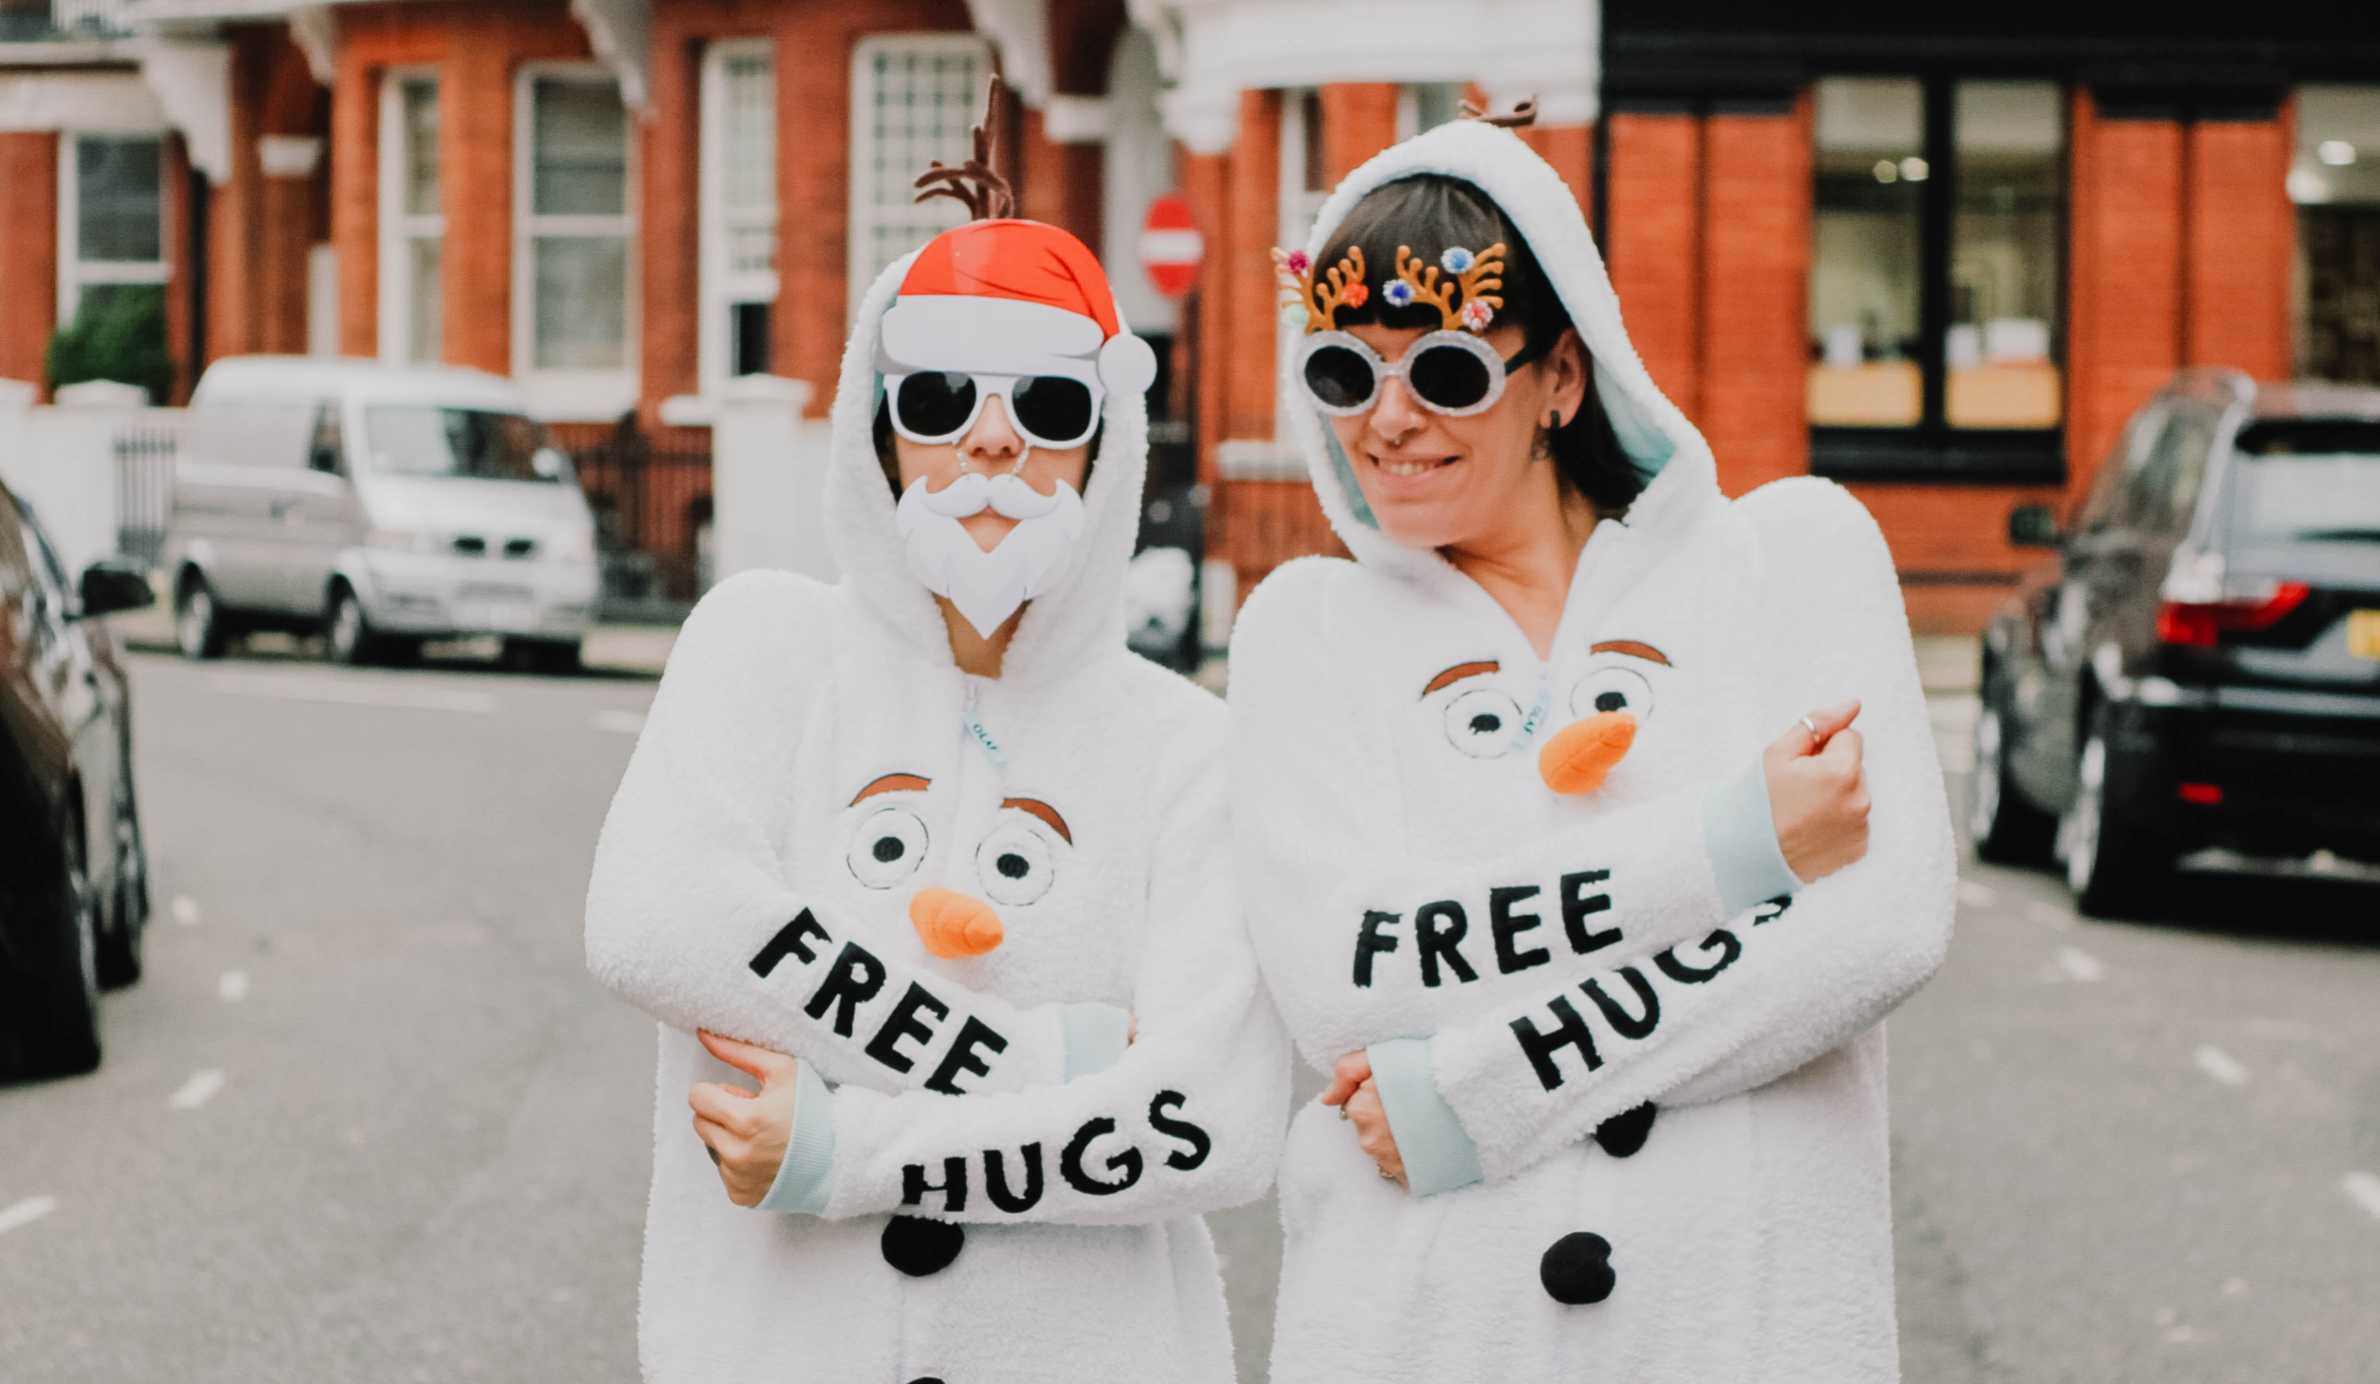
[1283,249,1311,276]
[1342,281,1370,308]
[1284,302,1311,329]
[1460,299,1495,333]
[1441,246,1476,274]
[1381,279,1416,309]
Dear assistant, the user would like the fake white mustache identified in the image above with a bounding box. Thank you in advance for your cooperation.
[896,474,1086,639]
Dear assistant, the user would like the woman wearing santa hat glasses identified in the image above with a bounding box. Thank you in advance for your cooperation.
[1227,108,1956,1381]
[586,84,1287,1384]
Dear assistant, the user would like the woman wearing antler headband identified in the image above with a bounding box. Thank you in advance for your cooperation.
[1229,115,1955,1380]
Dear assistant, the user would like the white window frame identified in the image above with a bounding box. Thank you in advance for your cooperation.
[847,32,993,324]
[699,37,778,399]
[1277,87,1328,253]
[56,131,169,326]
[377,67,443,364]
[511,62,639,421]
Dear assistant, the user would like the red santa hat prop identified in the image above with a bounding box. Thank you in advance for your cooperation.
[877,219,1158,398]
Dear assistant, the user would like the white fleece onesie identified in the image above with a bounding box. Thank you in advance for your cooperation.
[1229,122,1957,1383]
[586,245,1290,1384]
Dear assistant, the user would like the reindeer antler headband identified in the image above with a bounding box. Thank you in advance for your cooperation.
[914,73,1016,220]
[1274,242,1506,335]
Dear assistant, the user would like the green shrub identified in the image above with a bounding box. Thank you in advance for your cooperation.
[47,284,175,404]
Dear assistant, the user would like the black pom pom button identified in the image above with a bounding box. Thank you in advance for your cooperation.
[1595,1102,1657,1158]
[1540,1231,1616,1305]
[881,1215,965,1277]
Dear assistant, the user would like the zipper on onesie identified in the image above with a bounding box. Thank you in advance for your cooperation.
[960,676,1007,767]
[1512,659,1554,751]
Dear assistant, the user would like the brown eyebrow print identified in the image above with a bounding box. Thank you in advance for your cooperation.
[1422,661,1502,698]
[851,773,932,805]
[1000,797,1072,845]
[1589,640,1671,666]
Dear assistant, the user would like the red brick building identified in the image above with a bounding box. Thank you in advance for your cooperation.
[3,2,2376,632]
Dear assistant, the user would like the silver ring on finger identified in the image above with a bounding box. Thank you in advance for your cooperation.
[1800,715,1818,739]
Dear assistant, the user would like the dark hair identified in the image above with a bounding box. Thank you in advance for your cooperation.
[872,394,1100,496]
[1316,174,1642,514]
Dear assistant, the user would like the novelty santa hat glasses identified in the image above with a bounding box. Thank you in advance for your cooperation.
[877,76,1157,638]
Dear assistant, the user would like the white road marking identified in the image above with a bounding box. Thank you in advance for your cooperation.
[218,969,249,1002]
[171,894,201,925]
[168,1069,226,1111]
[0,1196,56,1236]
[207,673,499,715]
[1957,880,1997,908]
[2055,946,2105,982]
[2345,1172,2380,1220]
[591,710,646,735]
[2194,1045,2249,1086]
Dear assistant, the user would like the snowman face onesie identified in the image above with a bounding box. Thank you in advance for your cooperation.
[586,218,1289,1384]
[1227,122,1959,1384]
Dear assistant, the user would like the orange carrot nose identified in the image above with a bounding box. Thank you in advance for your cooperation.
[910,887,1005,958]
[1539,711,1637,795]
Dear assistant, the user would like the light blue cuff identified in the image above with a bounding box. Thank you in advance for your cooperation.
[1059,1002,1131,1080]
[1368,1038,1484,1197]
[1699,757,1804,917]
[756,1062,836,1216]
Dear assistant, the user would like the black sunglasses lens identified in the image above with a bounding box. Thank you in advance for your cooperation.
[1009,376,1096,444]
[1407,345,1494,411]
[1303,345,1378,410]
[894,372,977,437]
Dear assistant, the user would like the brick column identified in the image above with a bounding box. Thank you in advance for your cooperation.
[775,5,851,415]
[2183,117,2293,380]
[163,134,197,402]
[1018,108,1104,248]
[1697,104,1810,494]
[1518,124,1592,212]
[1603,112,1702,419]
[0,132,58,393]
[1223,89,1280,445]
[638,12,703,417]
[442,35,513,374]
[331,27,381,358]
[1179,143,1227,488]
[2065,89,2185,505]
[207,28,268,360]
[1318,82,1397,185]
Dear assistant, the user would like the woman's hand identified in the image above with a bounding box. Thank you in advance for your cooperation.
[689,1029,799,1207]
[1321,1051,1406,1187]
[1764,699,1872,884]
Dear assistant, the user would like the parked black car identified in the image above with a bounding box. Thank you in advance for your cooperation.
[1,487,156,1077]
[1972,370,2380,916]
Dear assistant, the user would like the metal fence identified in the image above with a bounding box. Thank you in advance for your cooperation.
[0,0,134,39]
[112,423,178,571]
[556,418,714,621]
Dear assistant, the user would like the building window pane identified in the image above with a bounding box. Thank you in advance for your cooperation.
[407,237,443,363]
[849,37,987,320]
[533,78,627,216]
[1947,81,2063,429]
[401,78,440,217]
[75,136,161,262]
[2293,86,2380,384]
[533,237,627,369]
[1808,78,1924,427]
[722,52,775,223]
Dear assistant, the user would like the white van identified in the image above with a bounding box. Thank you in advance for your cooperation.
[164,357,601,670]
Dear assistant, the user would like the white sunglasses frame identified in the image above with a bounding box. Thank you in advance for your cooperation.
[1295,329,1519,419]
[884,371,1107,451]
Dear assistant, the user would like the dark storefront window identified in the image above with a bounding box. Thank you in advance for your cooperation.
[1807,77,2066,481]
[2293,86,2380,384]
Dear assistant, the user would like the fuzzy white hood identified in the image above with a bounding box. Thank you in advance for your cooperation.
[825,253,1151,685]
[1281,119,1723,580]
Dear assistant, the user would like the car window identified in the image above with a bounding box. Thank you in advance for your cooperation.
[307,404,347,474]
[2122,406,2216,535]
[2227,419,2380,545]
[189,400,324,470]
[0,490,32,603]
[2075,402,2166,533]
[362,407,559,483]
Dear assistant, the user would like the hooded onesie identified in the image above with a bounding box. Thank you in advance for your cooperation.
[587,217,1290,1384]
[1229,121,1957,1382]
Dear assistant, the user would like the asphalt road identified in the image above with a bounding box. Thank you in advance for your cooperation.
[1,650,2375,1382]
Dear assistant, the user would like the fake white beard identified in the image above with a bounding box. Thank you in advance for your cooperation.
[895,471,1087,639]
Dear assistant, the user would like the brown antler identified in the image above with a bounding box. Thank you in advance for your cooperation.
[1310,247,1368,328]
[1393,246,1461,331]
[1454,242,1505,324]
[1458,95,1539,129]
[914,72,1017,221]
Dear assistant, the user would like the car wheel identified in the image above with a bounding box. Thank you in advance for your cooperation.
[97,780,147,990]
[2061,712,2175,918]
[176,577,227,660]
[325,587,379,666]
[503,637,581,675]
[13,813,103,1078]
[1967,700,2056,864]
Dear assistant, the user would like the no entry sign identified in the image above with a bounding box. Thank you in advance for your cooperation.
[1138,192,1203,300]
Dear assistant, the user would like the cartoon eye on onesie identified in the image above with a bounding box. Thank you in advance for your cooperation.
[1423,661,1521,759]
[1540,641,1672,796]
[975,798,1070,907]
[847,774,935,889]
